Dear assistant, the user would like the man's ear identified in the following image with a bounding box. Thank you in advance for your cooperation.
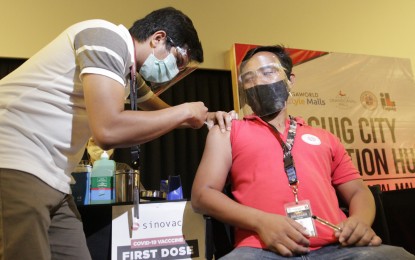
[289,73,296,85]
[150,30,167,47]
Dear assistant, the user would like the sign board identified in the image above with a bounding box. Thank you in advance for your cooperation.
[112,201,205,260]
[230,43,415,191]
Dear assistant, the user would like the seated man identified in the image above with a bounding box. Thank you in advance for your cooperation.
[191,45,415,259]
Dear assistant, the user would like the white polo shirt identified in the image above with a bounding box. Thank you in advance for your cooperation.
[0,19,151,194]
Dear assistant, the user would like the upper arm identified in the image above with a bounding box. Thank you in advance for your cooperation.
[336,178,372,206]
[75,24,132,142]
[82,73,125,139]
[192,126,232,194]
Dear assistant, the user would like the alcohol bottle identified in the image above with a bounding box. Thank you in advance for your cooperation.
[90,151,115,204]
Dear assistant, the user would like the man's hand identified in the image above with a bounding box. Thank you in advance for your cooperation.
[255,213,310,257]
[182,102,209,129]
[206,110,238,132]
[335,216,382,247]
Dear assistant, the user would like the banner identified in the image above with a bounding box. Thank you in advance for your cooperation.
[112,201,205,260]
[230,43,415,191]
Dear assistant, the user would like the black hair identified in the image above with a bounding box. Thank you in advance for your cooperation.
[240,45,292,78]
[129,7,203,63]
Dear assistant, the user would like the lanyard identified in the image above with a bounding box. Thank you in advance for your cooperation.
[130,37,137,111]
[129,39,140,170]
[129,39,140,219]
[130,63,137,111]
[267,116,300,203]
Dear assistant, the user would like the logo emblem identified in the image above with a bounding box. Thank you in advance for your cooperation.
[360,91,378,110]
[301,134,321,145]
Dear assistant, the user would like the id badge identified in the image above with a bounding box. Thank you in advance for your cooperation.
[285,200,317,237]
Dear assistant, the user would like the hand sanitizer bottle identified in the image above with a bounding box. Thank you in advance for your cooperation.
[90,151,116,204]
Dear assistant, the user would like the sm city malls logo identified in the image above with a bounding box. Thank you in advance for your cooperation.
[360,91,396,111]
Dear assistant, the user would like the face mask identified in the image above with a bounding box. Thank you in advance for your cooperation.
[139,51,179,83]
[244,80,290,117]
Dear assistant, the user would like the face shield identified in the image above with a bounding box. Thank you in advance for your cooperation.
[148,66,197,96]
[239,63,291,117]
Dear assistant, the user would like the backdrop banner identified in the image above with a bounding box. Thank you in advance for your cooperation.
[230,43,415,191]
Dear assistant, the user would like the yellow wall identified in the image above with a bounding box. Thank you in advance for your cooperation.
[2,0,415,73]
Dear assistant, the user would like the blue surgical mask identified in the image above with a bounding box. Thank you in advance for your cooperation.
[139,51,180,83]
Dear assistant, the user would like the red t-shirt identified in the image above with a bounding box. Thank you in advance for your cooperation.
[230,116,361,250]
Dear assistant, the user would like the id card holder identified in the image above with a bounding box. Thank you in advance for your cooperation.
[285,200,317,237]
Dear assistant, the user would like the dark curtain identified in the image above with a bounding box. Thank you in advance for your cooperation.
[382,188,415,254]
[139,69,233,198]
[0,58,234,199]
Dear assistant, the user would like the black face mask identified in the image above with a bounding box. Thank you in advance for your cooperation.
[245,80,289,117]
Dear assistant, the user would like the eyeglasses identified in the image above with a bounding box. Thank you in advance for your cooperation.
[239,63,287,88]
[166,36,190,70]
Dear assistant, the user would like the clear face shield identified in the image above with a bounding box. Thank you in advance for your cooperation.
[149,66,197,96]
[239,63,291,117]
